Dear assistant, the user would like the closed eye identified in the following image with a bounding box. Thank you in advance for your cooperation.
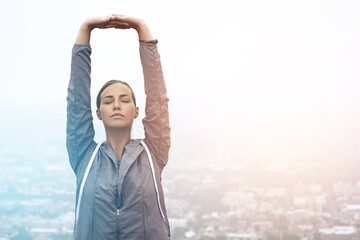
[103,96,114,104]
[120,95,131,103]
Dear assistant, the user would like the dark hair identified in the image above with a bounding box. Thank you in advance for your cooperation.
[96,80,136,109]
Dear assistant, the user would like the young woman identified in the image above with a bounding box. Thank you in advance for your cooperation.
[66,14,171,240]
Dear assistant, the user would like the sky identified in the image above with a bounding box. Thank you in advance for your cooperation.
[0,0,360,168]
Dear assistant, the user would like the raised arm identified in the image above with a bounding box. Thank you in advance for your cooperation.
[67,17,115,174]
[140,39,171,171]
[67,15,170,173]
[109,15,171,170]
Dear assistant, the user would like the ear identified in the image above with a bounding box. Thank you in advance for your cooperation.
[134,107,139,119]
[96,109,103,120]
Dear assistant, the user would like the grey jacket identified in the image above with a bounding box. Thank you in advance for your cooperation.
[66,40,171,240]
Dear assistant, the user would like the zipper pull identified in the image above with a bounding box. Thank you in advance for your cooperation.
[117,209,120,216]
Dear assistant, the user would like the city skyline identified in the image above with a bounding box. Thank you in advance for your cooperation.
[1,0,360,239]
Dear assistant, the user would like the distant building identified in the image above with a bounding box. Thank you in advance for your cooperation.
[221,191,257,217]
[168,218,187,231]
[30,228,59,235]
[225,232,257,240]
[33,236,52,240]
[265,188,287,198]
[203,226,216,238]
[338,205,360,225]
[293,195,326,213]
[333,182,353,198]
[288,209,314,225]
[319,226,358,240]
[251,221,273,233]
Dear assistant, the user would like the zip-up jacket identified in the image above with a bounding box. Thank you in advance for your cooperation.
[66,40,171,240]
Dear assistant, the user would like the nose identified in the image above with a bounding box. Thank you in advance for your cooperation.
[113,99,121,110]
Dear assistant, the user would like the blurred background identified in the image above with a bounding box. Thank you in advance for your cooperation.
[1,0,360,239]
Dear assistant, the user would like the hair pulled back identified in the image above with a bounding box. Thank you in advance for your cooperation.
[96,80,137,109]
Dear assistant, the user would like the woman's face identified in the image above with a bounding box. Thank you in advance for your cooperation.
[96,83,139,129]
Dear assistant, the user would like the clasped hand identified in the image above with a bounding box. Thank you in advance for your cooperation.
[83,14,144,31]
[76,14,153,44]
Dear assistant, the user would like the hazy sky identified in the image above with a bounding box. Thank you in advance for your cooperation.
[1,0,360,166]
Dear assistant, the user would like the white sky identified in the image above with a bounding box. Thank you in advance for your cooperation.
[1,0,360,165]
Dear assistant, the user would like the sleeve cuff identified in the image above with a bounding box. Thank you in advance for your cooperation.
[139,39,158,44]
[74,43,91,48]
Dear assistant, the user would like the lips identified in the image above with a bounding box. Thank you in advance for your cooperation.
[111,113,125,118]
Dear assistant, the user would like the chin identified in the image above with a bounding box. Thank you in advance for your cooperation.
[105,123,133,129]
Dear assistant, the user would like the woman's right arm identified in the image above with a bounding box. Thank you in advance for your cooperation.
[66,19,111,174]
[66,16,145,173]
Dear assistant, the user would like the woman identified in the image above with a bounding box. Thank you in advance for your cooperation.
[66,14,171,240]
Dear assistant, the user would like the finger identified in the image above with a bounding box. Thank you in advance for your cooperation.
[116,26,130,29]
[87,16,112,28]
[107,21,130,28]
[100,23,130,29]
[99,25,116,29]
[110,15,127,22]
[100,23,119,28]
[96,16,112,24]
[114,25,130,29]
[111,14,125,18]
[101,16,112,21]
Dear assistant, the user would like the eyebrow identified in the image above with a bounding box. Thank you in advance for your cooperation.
[103,94,129,99]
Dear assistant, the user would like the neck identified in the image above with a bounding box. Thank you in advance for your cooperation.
[105,126,131,162]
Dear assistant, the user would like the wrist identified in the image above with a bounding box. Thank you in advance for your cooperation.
[75,23,92,44]
[135,21,153,40]
[133,19,147,31]
[81,22,94,33]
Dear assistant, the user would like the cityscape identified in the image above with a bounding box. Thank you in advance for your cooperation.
[1,0,359,239]
[1,137,360,240]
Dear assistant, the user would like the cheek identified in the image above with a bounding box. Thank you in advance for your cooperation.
[100,105,111,116]
[126,105,136,116]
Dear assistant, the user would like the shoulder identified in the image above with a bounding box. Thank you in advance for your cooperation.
[75,141,100,178]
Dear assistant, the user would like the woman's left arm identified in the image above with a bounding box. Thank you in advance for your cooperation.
[140,39,171,171]
[109,15,171,170]
[95,15,170,169]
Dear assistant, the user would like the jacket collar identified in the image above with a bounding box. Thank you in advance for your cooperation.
[102,139,142,164]
[101,139,145,207]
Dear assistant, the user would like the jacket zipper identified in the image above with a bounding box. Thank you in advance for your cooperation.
[116,208,120,238]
